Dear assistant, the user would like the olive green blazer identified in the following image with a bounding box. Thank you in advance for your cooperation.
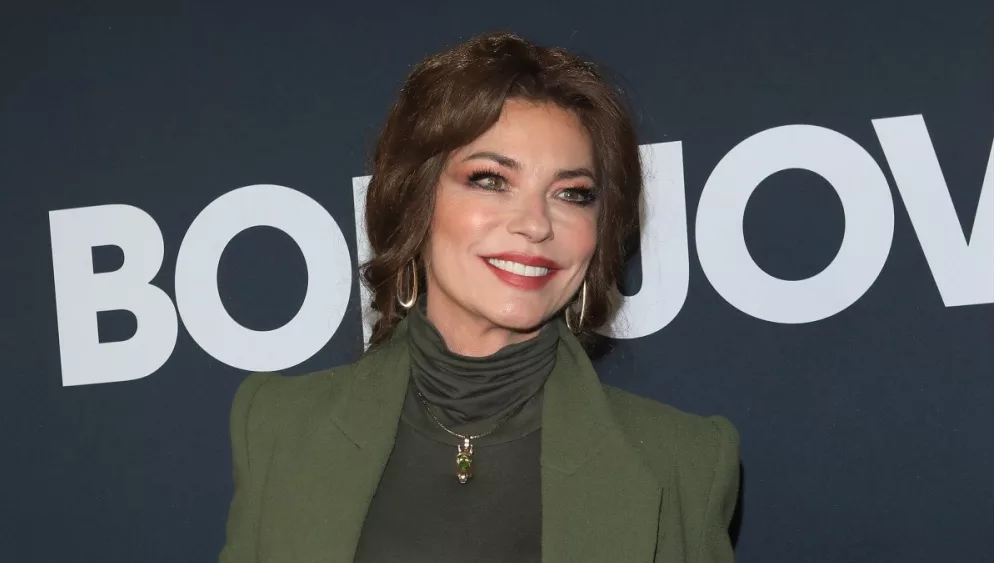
[219,319,740,563]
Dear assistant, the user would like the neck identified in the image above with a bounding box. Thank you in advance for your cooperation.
[424,288,542,357]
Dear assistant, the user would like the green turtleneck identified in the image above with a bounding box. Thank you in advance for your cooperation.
[353,301,559,563]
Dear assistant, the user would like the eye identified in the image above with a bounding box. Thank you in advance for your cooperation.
[467,170,507,192]
[557,187,597,206]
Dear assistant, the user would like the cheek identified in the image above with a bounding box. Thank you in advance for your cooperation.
[429,188,494,252]
[556,212,599,263]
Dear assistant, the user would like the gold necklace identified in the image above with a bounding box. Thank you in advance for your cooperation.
[413,384,526,484]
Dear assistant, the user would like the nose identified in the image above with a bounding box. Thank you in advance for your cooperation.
[507,193,554,243]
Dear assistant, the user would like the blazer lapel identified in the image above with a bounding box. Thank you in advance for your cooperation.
[295,319,661,563]
[273,324,412,563]
[540,324,663,563]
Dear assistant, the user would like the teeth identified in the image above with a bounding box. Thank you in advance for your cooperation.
[487,258,551,277]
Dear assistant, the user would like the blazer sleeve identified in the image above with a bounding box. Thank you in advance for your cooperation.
[218,373,273,563]
[697,415,741,563]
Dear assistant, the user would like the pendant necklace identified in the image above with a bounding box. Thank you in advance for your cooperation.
[413,383,526,484]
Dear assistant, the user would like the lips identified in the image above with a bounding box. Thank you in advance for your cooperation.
[483,252,560,269]
[481,252,561,290]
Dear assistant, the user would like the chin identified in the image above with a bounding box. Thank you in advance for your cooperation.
[486,307,552,334]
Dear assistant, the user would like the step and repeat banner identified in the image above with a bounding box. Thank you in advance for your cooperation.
[1,1,991,561]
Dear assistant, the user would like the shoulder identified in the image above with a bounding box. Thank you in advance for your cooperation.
[229,331,407,441]
[602,384,739,488]
[229,360,361,438]
[236,362,355,408]
[602,384,739,453]
[602,386,741,559]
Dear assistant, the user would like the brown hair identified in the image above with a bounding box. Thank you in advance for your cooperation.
[361,31,643,348]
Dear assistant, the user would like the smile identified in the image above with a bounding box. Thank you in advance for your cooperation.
[481,253,561,290]
[486,258,551,277]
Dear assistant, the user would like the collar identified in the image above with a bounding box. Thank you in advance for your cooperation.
[316,316,663,562]
[330,316,636,474]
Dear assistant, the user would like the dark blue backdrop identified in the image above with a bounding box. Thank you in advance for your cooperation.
[1,1,991,561]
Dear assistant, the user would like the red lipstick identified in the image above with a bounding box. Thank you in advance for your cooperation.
[481,252,561,290]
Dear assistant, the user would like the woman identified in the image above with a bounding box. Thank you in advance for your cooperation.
[220,31,739,563]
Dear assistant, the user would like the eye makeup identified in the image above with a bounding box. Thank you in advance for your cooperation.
[558,187,597,205]
[463,168,597,207]
[466,168,506,191]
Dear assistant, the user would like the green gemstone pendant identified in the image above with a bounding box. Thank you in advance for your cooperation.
[456,438,474,484]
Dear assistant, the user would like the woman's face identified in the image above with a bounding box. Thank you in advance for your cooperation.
[423,98,599,339]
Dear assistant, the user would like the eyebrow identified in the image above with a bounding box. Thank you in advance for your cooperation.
[463,151,597,182]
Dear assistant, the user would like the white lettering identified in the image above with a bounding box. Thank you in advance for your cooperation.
[352,176,378,346]
[175,184,352,371]
[873,114,994,306]
[47,114,993,383]
[598,142,690,339]
[49,204,178,386]
[696,124,895,324]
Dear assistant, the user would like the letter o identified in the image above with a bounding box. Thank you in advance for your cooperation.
[696,125,895,323]
[175,184,352,370]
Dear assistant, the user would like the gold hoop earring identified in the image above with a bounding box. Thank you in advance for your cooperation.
[565,280,587,332]
[396,259,418,309]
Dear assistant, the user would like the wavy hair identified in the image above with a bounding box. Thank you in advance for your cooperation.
[361,31,643,348]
